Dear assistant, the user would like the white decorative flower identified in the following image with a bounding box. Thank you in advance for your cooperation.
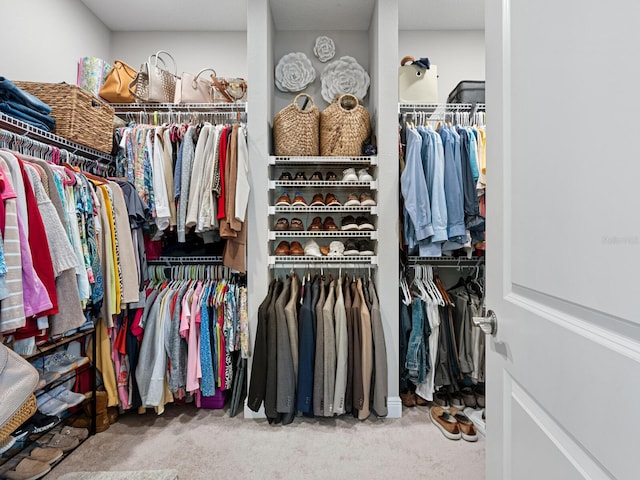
[313,36,336,63]
[320,56,370,103]
[275,52,316,92]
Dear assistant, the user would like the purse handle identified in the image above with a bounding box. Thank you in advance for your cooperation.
[293,93,315,112]
[149,51,177,74]
[194,68,218,82]
[338,94,360,112]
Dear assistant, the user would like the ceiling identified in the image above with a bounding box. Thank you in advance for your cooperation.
[80,0,484,32]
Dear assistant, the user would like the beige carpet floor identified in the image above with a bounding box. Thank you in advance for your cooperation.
[47,404,485,480]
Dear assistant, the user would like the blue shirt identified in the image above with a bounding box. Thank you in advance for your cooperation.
[401,127,433,242]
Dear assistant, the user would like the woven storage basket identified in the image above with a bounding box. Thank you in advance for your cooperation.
[14,81,115,153]
[320,94,371,156]
[0,394,36,442]
[274,93,320,156]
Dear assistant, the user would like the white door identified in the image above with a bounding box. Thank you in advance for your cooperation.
[485,1,640,479]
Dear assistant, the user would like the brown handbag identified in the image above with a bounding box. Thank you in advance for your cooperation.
[211,76,247,103]
[99,60,138,103]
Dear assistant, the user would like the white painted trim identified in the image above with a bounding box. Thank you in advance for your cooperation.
[385,396,403,419]
[506,290,640,361]
[510,377,613,480]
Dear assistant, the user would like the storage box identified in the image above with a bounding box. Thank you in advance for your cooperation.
[447,80,485,104]
[13,81,115,153]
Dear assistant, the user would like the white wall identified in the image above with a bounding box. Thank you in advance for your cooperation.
[1,0,111,84]
[399,30,485,102]
[110,32,248,80]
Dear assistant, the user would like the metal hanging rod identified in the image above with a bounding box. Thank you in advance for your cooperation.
[0,113,115,164]
[398,103,486,113]
[110,102,247,113]
[147,256,224,265]
[407,256,485,267]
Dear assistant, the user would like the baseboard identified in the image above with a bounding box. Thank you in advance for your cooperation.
[243,397,404,419]
[385,396,403,418]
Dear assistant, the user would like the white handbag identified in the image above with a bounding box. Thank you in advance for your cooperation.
[0,343,38,440]
[398,56,438,103]
[174,68,217,104]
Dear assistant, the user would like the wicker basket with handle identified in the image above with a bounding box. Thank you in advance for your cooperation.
[320,94,371,156]
[0,394,36,442]
[273,93,320,156]
[13,81,115,153]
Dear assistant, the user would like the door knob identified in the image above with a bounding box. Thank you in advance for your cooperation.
[472,310,497,335]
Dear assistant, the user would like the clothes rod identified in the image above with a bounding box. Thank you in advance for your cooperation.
[147,256,224,265]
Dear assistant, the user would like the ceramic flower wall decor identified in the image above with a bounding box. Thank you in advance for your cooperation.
[320,56,370,103]
[275,52,316,92]
[313,36,336,63]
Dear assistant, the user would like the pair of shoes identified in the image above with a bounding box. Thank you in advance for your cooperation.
[13,412,59,440]
[0,435,16,454]
[274,241,304,256]
[341,216,374,231]
[344,239,374,256]
[275,191,308,207]
[49,386,86,409]
[274,218,304,231]
[37,393,70,417]
[342,168,373,182]
[461,385,485,408]
[430,406,478,441]
[2,457,53,480]
[303,240,322,257]
[33,351,89,375]
[327,241,345,257]
[309,193,341,207]
[463,407,486,436]
[344,192,376,206]
[400,392,429,408]
[307,216,339,231]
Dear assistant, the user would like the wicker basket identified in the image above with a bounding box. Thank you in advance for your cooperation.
[13,81,115,153]
[0,393,36,442]
[273,93,320,156]
[320,94,371,156]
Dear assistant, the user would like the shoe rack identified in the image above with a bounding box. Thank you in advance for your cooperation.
[267,155,379,267]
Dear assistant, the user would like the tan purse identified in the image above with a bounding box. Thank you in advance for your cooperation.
[0,343,39,441]
[211,76,248,103]
[273,93,320,156]
[99,60,138,103]
[320,94,371,156]
[174,68,217,104]
[130,51,179,103]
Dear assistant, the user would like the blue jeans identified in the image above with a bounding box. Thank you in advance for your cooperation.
[399,297,412,391]
[0,101,55,131]
[0,77,52,114]
[406,298,427,385]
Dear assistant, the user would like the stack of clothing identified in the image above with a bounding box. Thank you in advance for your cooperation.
[0,76,55,131]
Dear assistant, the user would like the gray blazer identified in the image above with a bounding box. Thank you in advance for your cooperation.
[357,278,373,420]
[313,278,326,416]
[369,281,388,417]
[332,276,348,415]
[284,274,300,380]
[322,278,337,416]
[276,277,295,416]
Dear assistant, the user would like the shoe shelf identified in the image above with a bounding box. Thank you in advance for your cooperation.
[268,255,378,266]
[269,231,378,239]
[22,328,96,362]
[269,205,378,214]
[406,256,485,266]
[36,362,92,395]
[269,155,377,166]
[269,180,377,190]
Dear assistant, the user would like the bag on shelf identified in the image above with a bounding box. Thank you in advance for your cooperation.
[320,93,371,156]
[77,56,112,98]
[211,75,248,103]
[447,80,485,104]
[99,60,138,103]
[398,56,438,103]
[0,343,39,441]
[174,68,217,104]
[130,51,179,103]
[273,93,320,156]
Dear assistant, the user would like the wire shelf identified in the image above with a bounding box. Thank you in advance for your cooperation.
[398,103,486,113]
[111,102,247,112]
[147,256,224,264]
[0,114,114,163]
[406,256,485,267]
[269,205,377,214]
[270,180,376,189]
[269,155,377,166]
[270,231,377,239]
[269,255,378,267]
